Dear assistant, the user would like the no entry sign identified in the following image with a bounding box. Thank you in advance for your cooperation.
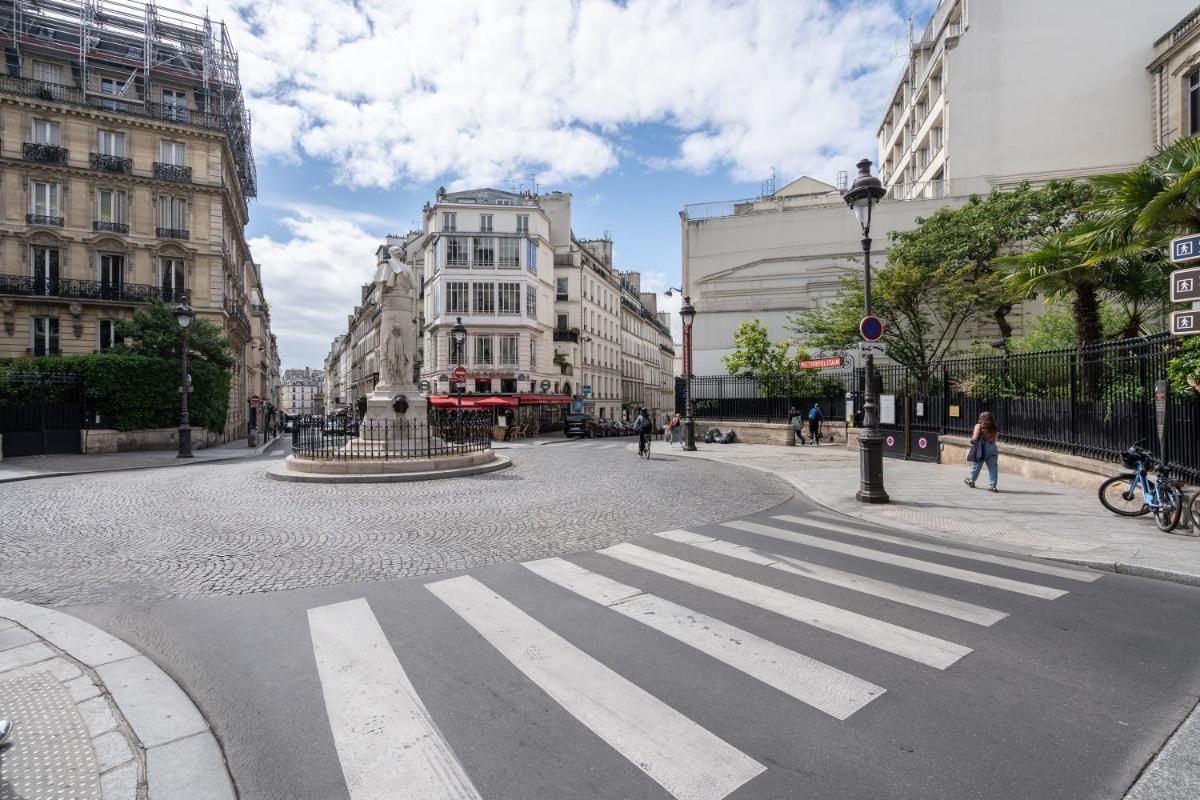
[859,316,884,342]
[452,365,467,381]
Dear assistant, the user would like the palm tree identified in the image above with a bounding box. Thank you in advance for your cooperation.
[1102,253,1172,339]
[1000,232,1103,349]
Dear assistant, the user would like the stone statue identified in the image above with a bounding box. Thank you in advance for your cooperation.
[371,253,417,392]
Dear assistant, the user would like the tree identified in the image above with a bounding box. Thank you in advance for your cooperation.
[114,301,235,370]
[1000,232,1103,349]
[721,318,828,397]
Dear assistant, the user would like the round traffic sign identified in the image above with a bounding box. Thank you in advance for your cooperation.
[860,316,884,342]
[452,365,467,381]
[918,436,928,449]
[885,434,895,446]
[250,394,261,406]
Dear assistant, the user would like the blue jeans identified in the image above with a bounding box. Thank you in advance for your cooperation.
[968,442,999,486]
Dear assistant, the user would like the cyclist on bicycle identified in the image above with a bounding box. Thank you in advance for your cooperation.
[634,407,652,456]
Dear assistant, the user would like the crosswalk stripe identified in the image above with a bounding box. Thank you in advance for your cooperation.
[723,520,1067,599]
[599,542,971,669]
[798,512,1101,582]
[655,530,1007,626]
[523,557,884,720]
[308,598,483,800]
[426,575,765,800]
[599,443,624,449]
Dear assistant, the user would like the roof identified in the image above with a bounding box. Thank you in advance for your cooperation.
[774,176,838,198]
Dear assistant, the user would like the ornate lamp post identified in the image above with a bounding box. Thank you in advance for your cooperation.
[451,316,467,443]
[172,303,194,458]
[844,158,888,503]
[679,296,697,451]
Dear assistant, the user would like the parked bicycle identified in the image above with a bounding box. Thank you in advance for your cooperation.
[1097,444,1184,532]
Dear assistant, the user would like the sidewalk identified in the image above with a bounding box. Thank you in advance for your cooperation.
[0,433,282,483]
[665,441,1200,586]
[0,598,235,800]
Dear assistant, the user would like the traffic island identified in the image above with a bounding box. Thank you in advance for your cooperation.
[267,450,511,483]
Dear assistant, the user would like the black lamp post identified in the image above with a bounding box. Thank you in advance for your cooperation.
[451,316,467,443]
[173,303,194,458]
[679,296,697,451]
[844,158,889,503]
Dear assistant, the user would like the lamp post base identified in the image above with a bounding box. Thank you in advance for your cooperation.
[682,416,697,451]
[855,429,889,503]
[177,425,193,459]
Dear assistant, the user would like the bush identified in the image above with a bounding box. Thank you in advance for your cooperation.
[1168,338,1200,400]
[0,353,230,432]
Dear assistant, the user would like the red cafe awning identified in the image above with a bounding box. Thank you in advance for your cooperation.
[429,395,479,408]
[474,396,519,407]
[517,394,573,405]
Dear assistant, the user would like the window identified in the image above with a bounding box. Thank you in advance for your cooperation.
[516,214,529,234]
[480,214,493,232]
[475,378,493,393]
[162,88,188,122]
[527,239,538,272]
[473,237,495,267]
[501,378,517,394]
[31,246,59,295]
[160,257,186,302]
[31,120,59,146]
[498,237,519,268]
[99,254,124,296]
[446,236,468,267]
[500,335,519,366]
[160,141,186,166]
[443,212,457,232]
[1190,69,1200,137]
[446,281,469,313]
[556,277,568,300]
[526,285,537,318]
[530,340,536,367]
[498,282,521,315]
[97,130,126,157]
[472,282,495,314]
[97,189,126,224]
[33,61,62,86]
[98,77,125,110]
[98,319,117,352]
[158,196,188,231]
[33,317,59,356]
[30,182,60,217]
[556,313,569,331]
[474,335,493,365]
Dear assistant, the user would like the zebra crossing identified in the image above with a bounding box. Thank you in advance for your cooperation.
[307,511,1102,800]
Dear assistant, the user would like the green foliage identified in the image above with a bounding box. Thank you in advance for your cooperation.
[721,318,830,397]
[1168,337,1200,399]
[0,354,230,432]
[113,301,235,370]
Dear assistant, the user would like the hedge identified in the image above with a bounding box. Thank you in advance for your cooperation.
[0,353,231,432]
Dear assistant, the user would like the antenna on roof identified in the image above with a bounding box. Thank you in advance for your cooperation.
[836,170,849,193]
[761,167,777,198]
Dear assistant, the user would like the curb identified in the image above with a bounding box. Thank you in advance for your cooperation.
[0,597,237,800]
[0,434,283,485]
[1124,695,1200,799]
[674,447,1200,589]
[264,453,513,483]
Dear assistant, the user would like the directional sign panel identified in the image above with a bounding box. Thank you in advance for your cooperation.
[1171,233,1200,263]
[1171,308,1200,336]
[1171,266,1200,303]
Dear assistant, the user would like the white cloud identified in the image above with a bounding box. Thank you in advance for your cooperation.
[203,0,908,188]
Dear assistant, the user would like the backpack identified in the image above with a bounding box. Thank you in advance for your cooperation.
[634,416,649,433]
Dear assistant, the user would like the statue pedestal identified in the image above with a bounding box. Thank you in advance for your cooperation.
[351,388,438,455]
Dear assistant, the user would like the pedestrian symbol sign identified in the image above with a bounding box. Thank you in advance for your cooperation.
[1171,309,1200,336]
[1171,266,1200,303]
[1171,233,1200,263]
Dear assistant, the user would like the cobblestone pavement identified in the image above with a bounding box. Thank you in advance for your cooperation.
[0,442,792,606]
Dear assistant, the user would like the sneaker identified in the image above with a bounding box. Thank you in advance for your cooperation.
[964,478,975,488]
[0,719,12,747]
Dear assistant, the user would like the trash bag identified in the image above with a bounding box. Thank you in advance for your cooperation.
[704,428,722,444]
[718,429,737,444]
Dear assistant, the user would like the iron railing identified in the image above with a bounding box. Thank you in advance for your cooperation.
[0,273,167,303]
[89,153,132,173]
[93,221,129,234]
[224,298,251,336]
[553,329,579,343]
[290,410,493,460]
[156,227,189,240]
[22,142,67,164]
[677,333,1200,483]
[153,162,192,182]
[26,213,64,227]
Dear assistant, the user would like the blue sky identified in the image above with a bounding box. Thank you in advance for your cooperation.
[210,0,936,368]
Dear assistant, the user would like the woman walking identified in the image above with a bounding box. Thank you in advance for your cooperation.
[964,411,1000,492]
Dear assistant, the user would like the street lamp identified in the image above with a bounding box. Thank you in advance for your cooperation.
[844,158,888,503]
[172,303,194,458]
[451,316,467,443]
[679,296,697,451]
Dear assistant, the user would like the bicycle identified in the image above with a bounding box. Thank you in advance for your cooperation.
[1189,489,1200,536]
[639,434,651,459]
[1097,445,1184,532]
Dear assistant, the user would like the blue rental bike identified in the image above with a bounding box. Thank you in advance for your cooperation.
[1097,444,1184,532]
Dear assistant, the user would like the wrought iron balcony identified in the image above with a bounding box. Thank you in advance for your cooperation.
[23,142,68,164]
[156,227,190,240]
[89,152,132,174]
[93,221,129,234]
[153,162,192,182]
[553,328,579,343]
[224,297,252,336]
[26,213,64,227]
[0,273,163,303]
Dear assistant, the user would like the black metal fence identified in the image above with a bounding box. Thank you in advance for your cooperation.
[290,409,493,460]
[678,333,1200,483]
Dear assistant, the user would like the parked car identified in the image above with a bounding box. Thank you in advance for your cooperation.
[593,418,615,437]
[564,413,595,438]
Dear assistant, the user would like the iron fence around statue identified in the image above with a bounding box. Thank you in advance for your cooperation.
[290,409,492,460]
[677,333,1199,483]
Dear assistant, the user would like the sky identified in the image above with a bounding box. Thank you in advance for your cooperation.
[189,0,937,369]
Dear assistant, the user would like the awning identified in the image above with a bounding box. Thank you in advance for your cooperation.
[517,394,573,405]
[429,395,479,409]
[475,396,519,407]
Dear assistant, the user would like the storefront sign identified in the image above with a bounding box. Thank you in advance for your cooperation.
[798,356,844,370]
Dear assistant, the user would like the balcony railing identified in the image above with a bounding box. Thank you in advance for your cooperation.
[224,297,251,336]
[553,329,579,343]
[156,227,190,240]
[153,162,192,182]
[93,221,129,234]
[0,75,227,132]
[0,274,166,303]
[23,142,68,164]
[90,153,132,174]
[27,213,64,227]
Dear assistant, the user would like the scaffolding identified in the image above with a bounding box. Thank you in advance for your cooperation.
[0,0,256,197]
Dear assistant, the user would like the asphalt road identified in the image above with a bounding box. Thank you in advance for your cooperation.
[50,442,1200,800]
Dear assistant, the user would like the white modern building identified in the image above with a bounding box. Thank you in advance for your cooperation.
[281,367,322,416]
